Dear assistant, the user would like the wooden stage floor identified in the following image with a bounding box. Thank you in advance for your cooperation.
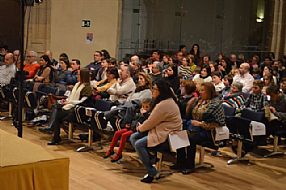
[0,118,285,190]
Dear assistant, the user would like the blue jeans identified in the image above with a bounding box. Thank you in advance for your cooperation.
[130,132,157,177]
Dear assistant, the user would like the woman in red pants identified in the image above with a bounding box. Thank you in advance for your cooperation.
[104,98,152,162]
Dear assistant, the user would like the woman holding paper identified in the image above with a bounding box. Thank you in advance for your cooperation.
[176,82,225,174]
[130,79,182,183]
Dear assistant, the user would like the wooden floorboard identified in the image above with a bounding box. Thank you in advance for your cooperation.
[0,118,285,190]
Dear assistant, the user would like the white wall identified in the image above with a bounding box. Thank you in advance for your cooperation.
[50,0,121,66]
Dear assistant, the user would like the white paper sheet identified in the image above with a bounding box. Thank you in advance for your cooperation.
[168,130,190,152]
[250,121,266,136]
[215,126,229,141]
[85,107,96,117]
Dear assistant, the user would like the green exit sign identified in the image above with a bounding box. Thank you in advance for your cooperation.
[82,20,91,27]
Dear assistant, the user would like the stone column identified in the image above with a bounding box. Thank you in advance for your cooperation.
[270,0,286,58]
[24,1,51,54]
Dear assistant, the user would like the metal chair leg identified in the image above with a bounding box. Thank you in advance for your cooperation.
[196,146,214,169]
[76,128,94,152]
[264,136,286,158]
[88,129,93,147]
[156,152,163,172]
[68,123,73,140]
[227,140,249,165]
[8,102,12,117]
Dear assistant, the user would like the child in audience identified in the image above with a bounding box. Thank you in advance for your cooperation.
[212,71,225,94]
[244,80,268,112]
[104,98,152,162]
[222,75,233,97]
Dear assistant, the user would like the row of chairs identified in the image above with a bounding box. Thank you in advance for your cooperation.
[9,90,283,175]
[4,84,285,166]
[224,106,286,163]
[154,106,286,174]
[67,100,114,152]
[66,102,229,174]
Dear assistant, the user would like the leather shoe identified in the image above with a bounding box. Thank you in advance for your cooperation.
[170,164,182,171]
[110,154,122,162]
[181,168,195,175]
[140,174,154,183]
[39,127,53,134]
[47,139,61,145]
[103,150,114,159]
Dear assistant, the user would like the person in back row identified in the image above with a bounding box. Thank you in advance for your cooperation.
[150,61,162,85]
[86,50,103,80]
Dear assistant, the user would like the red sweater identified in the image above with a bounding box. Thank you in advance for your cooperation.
[24,62,40,79]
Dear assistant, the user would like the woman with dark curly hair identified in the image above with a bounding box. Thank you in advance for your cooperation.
[130,79,182,183]
[163,64,180,94]
[176,82,225,174]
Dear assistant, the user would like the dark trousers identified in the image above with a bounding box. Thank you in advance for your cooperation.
[267,120,285,136]
[177,130,212,170]
[51,107,74,141]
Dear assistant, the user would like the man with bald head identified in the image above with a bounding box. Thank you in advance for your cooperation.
[0,53,16,87]
[233,62,254,93]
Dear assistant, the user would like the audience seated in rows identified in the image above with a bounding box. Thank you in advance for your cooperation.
[2,45,286,184]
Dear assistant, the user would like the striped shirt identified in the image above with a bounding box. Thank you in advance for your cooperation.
[223,92,245,109]
[178,65,192,79]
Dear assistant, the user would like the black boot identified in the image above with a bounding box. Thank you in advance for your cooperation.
[47,137,62,145]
